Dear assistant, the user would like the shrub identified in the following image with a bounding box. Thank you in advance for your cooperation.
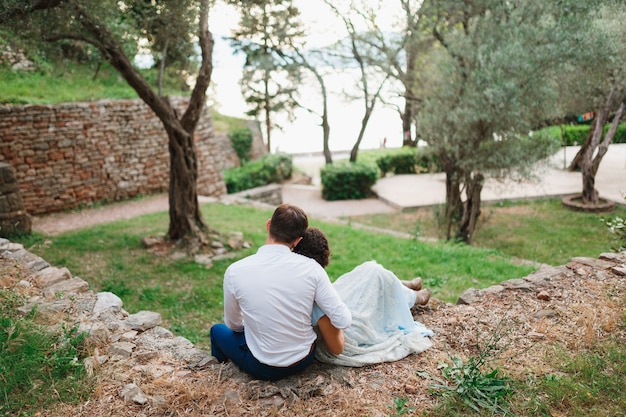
[320,162,378,201]
[229,127,253,164]
[224,153,292,193]
[375,147,441,176]
[560,123,626,146]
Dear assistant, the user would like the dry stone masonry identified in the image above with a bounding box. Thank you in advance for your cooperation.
[0,97,239,215]
[0,162,31,236]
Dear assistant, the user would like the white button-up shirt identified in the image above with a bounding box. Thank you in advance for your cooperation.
[223,244,351,367]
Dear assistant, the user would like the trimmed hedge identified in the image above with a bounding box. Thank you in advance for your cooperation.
[320,162,378,201]
[560,123,626,146]
[375,147,442,176]
[224,153,292,193]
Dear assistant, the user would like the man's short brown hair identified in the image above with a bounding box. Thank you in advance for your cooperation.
[269,204,308,244]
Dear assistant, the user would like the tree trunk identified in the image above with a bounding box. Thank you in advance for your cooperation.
[319,72,332,164]
[458,173,484,243]
[567,126,594,172]
[592,102,624,174]
[68,0,214,252]
[166,123,205,246]
[322,112,332,164]
[579,113,605,204]
[582,101,625,204]
[577,87,625,205]
[349,104,375,162]
[401,103,415,147]
[444,168,462,241]
[264,75,272,152]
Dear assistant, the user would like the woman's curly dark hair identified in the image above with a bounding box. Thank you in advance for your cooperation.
[293,227,330,268]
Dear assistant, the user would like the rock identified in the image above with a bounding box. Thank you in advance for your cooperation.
[110,341,136,358]
[532,309,558,320]
[227,232,245,250]
[610,266,626,276]
[125,311,161,331]
[120,383,148,405]
[457,288,479,305]
[194,254,213,268]
[35,266,72,287]
[536,290,551,301]
[141,235,163,249]
[42,277,89,298]
[567,257,615,271]
[93,292,124,316]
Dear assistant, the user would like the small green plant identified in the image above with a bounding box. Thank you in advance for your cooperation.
[426,355,512,414]
[419,316,514,415]
[602,197,626,251]
[387,396,414,416]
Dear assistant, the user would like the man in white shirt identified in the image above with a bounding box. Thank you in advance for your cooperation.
[210,204,352,380]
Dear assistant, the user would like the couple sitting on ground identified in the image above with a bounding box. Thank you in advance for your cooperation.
[210,204,433,381]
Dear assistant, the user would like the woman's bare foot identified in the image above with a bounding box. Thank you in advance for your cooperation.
[413,289,431,306]
[402,277,422,291]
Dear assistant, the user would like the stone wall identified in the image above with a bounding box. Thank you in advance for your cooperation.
[0,97,240,215]
[0,162,31,236]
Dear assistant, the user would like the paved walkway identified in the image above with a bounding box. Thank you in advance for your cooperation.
[285,144,625,217]
[32,145,626,234]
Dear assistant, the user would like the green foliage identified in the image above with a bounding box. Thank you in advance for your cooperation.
[229,127,253,164]
[562,124,591,146]
[427,356,512,414]
[375,147,442,176]
[320,162,378,201]
[228,0,305,143]
[602,198,626,252]
[420,316,514,415]
[560,123,626,146]
[387,397,414,416]
[223,153,292,193]
[0,290,93,415]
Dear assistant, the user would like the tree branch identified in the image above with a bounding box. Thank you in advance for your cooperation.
[181,0,213,133]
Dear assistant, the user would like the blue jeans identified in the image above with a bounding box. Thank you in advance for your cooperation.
[210,323,317,381]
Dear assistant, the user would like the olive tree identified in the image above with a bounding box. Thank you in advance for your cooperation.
[563,2,626,206]
[1,0,215,253]
[417,0,564,242]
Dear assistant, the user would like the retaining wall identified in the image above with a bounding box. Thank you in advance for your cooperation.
[0,97,241,215]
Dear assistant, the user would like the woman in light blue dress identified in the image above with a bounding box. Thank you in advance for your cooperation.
[294,227,433,367]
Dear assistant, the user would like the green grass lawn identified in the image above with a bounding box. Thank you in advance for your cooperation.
[15,202,539,351]
[348,198,626,266]
[14,198,625,352]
